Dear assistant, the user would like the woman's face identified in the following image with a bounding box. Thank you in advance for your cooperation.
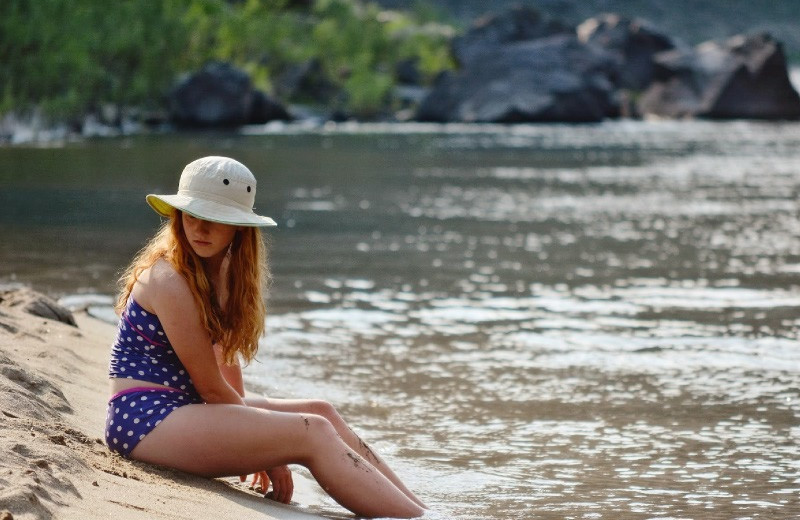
[182,213,238,261]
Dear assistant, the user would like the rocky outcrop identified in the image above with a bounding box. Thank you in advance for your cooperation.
[417,7,621,123]
[577,14,677,91]
[169,62,290,127]
[416,5,800,124]
[451,6,572,67]
[638,33,800,120]
[417,33,619,123]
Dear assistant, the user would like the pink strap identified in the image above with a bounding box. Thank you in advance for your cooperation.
[122,314,170,348]
[110,386,184,401]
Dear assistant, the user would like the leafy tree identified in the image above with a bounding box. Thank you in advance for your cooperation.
[0,0,454,121]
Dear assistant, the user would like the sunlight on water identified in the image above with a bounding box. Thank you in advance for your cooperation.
[251,121,800,519]
[5,120,800,518]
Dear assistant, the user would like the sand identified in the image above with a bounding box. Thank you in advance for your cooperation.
[0,288,331,520]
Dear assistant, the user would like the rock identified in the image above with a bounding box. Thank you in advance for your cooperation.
[0,288,76,327]
[328,109,352,123]
[274,59,340,106]
[639,33,800,120]
[394,85,429,107]
[416,34,619,123]
[0,111,70,146]
[169,62,290,127]
[452,6,572,67]
[249,90,291,124]
[577,13,677,91]
[395,58,422,86]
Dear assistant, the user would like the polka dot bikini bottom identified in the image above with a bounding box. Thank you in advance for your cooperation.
[105,386,202,457]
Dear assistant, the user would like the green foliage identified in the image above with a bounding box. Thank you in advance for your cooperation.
[304,0,454,116]
[0,0,196,118]
[0,0,454,120]
[381,10,455,81]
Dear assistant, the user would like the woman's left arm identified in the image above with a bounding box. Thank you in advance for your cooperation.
[214,344,292,501]
[213,344,245,397]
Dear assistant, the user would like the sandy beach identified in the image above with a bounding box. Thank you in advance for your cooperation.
[0,288,330,520]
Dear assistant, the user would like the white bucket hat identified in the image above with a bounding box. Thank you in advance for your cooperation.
[146,156,277,227]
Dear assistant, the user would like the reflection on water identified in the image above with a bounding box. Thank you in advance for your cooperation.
[2,121,800,518]
[263,285,799,519]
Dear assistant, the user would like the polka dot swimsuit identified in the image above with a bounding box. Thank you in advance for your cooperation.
[105,387,201,457]
[106,297,203,457]
[108,297,198,397]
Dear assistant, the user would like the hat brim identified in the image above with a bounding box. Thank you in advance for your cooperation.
[146,194,277,227]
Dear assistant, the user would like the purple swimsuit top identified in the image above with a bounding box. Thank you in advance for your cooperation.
[108,297,200,399]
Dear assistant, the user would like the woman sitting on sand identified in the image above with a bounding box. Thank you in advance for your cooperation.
[105,156,426,518]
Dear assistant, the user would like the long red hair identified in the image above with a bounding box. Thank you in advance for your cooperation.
[116,210,270,365]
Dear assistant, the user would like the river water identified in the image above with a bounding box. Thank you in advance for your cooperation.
[1,121,799,519]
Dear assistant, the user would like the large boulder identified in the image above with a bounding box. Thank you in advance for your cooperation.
[577,13,677,91]
[169,62,290,127]
[416,34,619,123]
[451,5,572,67]
[638,33,800,120]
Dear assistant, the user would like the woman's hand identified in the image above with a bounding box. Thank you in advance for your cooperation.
[239,467,293,503]
[240,471,270,493]
[266,465,294,504]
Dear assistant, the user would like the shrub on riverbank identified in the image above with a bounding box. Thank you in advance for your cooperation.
[0,0,454,122]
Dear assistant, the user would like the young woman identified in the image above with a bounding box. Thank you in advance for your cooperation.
[106,156,426,518]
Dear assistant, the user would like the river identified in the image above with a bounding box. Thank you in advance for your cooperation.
[1,120,799,519]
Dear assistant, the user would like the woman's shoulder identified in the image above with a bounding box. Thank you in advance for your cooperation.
[146,257,178,281]
[133,258,192,310]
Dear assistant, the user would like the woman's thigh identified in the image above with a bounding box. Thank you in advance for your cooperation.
[130,403,325,477]
[245,396,333,415]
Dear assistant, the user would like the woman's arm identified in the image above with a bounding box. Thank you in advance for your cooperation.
[138,260,244,406]
[214,344,245,397]
[213,343,282,497]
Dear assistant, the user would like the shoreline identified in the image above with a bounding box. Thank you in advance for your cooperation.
[8,116,800,150]
[2,62,800,148]
[0,288,330,520]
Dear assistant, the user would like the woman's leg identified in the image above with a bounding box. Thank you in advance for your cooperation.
[245,396,427,509]
[131,403,424,519]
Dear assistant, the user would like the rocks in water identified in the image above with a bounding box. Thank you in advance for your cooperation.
[639,32,800,120]
[418,7,619,123]
[416,5,800,123]
[417,33,619,123]
[451,6,572,67]
[578,13,677,91]
[169,62,290,127]
[15,7,800,130]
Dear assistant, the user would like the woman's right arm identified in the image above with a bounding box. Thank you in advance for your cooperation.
[138,261,244,406]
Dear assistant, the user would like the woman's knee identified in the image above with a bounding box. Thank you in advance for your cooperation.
[306,400,341,423]
[298,413,341,457]
[296,412,334,439]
